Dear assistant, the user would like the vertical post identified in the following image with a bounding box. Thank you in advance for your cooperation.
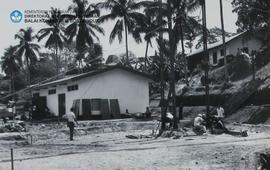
[11,148,14,170]
[201,0,210,118]
[219,0,228,82]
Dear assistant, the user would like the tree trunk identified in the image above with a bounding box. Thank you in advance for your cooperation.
[124,17,129,66]
[11,72,15,94]
[26,58,31,86]
[220,0,228,82]
[158,0,166,131]
[144,41,150,71]
[179,20,189,86]
[55,44,59,78]
[201,0,210,121]
[168,11,178,129]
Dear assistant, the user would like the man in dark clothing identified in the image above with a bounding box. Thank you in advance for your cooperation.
[145,107,152,118]
[211,117,247,137]
[178,103,183,120]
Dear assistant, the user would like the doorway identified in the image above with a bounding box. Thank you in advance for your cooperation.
[58,93,66,117]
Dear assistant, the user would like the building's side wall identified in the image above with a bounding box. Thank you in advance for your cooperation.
[36,69,150,116]
[227,36,262,56]
[208,36,262,66]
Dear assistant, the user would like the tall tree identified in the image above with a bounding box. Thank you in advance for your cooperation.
[195,27,234,49]
[98,0,148,65]
[64,0,104,66]
[14,27,40,85]
[232,0,270,46]
[172,0,201,85]
[134,5,165,71]
[38,8,66,75]
[219,0,228,82]
[1,46,20,93]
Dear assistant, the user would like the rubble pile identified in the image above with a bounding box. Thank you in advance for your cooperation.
[0,121,26,133]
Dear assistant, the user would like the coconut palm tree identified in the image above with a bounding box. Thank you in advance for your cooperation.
[63,0,104,66]
[134,6,164,71]
[172,0,201,85]
[14,27,40,85]
[38,8,66,75]
[1,46,20,93]
[98,0,148,65]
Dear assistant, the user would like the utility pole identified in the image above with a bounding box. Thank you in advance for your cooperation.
[158,0,166,130]
[200,0,210,118]
[219,0,228,82]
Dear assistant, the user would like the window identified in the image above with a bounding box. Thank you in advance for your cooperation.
[48,89,56,95]
[213,51,218,64]
[67,84,78,91]
[33,93,39,98]
[220,49,225,56]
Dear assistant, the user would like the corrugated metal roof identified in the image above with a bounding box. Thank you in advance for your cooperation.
[32,65,153,90]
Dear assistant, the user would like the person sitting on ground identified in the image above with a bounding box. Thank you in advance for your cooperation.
[193,114,206,135]
[145,107,152,118]
[62,108,78,141]
[211,117,248,137]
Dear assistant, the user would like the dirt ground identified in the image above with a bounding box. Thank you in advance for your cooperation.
[0,119,269,170]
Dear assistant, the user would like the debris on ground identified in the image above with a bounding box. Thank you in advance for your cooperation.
[125,134,152,139]
[0,120,26,133]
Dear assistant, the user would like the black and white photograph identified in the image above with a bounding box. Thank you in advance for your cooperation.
[0,0,270,169]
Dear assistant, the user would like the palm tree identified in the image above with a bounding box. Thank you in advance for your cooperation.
[171,0,201,85]
[63,0,104,66]
[134,6,163,71]
[98,0,148,65]
[38,8,66,75]
[148,0,200,128]
[1,46,20,93]
[14,27,40,85]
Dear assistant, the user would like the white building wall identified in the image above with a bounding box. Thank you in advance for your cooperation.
[36,69,151,116]
[226,36,262,55]
[209,48,229,66]
[209,36,262,66]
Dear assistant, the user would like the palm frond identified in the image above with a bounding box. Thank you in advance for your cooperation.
[109,19,123,44]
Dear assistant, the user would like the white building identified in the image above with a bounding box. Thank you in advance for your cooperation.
[32,66,152,119]
[188,31,262,71]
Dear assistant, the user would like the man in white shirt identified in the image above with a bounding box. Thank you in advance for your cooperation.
[164,112,174,128]
[216,105,225,119]
[63,108,78,141]
[194,114,206,134]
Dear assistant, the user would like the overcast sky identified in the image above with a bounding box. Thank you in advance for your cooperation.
[0,0,238,60]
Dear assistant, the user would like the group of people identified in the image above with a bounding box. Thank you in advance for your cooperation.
[193,105,226,135]
[63,104,247,141]
[193,105,247,137]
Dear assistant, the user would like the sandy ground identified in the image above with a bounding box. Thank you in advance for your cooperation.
[0,119,269,170]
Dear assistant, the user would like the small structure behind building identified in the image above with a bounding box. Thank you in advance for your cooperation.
[188,31,262,72]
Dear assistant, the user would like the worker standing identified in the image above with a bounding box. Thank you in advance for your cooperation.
[216,105,225,119]
[63,108,78,141]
